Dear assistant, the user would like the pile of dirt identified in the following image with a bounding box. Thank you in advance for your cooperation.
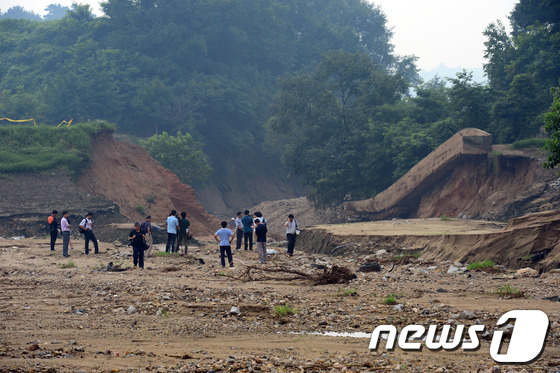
[248,197,345,238]
[77,132,220,236]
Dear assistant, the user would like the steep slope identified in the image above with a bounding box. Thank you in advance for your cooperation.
[77,132,220,236]
[345,128,560,222]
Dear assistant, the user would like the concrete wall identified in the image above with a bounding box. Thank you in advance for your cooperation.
[344,128,492,220]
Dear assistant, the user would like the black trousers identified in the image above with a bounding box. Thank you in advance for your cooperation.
[287,233,297,256]
[236,228,243,249]
[50,230,57,251]
[220,245,233,267]
[166,233,177,252]
[84,230,99,254]
[243,231,253,250]
[133,246,144,268]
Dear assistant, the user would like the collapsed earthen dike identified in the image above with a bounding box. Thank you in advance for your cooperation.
[345,128,493,221]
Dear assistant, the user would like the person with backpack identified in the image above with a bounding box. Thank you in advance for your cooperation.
[129,222,146,269]
[79,212,99,255]
[284,214,300,257]
[48,210,58,251]
[140,216,153,257]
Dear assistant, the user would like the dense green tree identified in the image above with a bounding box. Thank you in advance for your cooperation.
[543,88,560,169]
[139,131,212,184]
[0,6,42,21]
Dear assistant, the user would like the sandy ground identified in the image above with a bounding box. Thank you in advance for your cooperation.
[1,233,560,372]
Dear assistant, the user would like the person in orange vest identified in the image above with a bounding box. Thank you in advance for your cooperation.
[48,210,58,251]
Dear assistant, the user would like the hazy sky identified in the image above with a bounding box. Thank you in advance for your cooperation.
[2,0,518,71]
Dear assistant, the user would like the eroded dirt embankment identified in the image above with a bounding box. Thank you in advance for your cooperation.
[77,132,220,236]
[298,210,560,271]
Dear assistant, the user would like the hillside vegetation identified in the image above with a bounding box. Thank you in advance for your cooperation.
[0,122,114,179]
[1,0,559,206]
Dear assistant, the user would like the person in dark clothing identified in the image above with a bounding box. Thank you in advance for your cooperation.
[177,211,191,254]
[48,210,58,251]
[129,222,146,269]
[254,218,268,264]
[241,210,253,250]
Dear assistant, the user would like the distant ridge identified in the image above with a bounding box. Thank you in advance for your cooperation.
[420,63,486,84]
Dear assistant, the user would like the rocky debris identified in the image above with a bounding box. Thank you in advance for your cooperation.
[1,236,560,372]
[516,267,540,277]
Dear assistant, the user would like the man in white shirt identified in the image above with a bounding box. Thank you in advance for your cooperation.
[234,211,243,250]
[284,214,300,257]
[165,210,179,253]
[214,221,234,268]
[61,211,71,257]
[80,212,99,255]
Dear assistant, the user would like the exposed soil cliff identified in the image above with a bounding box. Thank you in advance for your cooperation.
[77,132,220,236]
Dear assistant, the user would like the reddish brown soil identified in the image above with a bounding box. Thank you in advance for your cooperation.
[77,133,220,236]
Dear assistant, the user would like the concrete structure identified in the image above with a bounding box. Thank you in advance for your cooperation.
[344,128,493,221]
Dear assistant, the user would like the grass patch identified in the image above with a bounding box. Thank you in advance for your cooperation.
[337,288,358,297]
[0,122,115,179]
[272,304,299,318]
[145,193,156,204]
[467,259,495,271]
[511,138,546,150]
[497,284,525,298]
[382,294,398,305]
[153,252,180,257]
[58,261,76,268]
[440,214,453,221]
[521,254,533,261]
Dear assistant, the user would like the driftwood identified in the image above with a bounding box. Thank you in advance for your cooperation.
[235,264,356,285]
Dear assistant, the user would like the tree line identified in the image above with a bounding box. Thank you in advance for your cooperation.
[0,0,558,205]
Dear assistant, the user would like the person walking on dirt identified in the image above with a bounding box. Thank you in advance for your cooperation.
[214,221,234,268]
[129,222,146,269]
[60,211,71,257]
[166,210,179,253]
[48,210,58,251]
[254,218,267,264]
[80,212,99,255]
[284,214,300,257]
[234,211,243,250]
[241,210,253,251]
[141,216,153,257]
[177,211,191,254]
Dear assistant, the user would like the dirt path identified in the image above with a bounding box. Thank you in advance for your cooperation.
[1,236,559,372]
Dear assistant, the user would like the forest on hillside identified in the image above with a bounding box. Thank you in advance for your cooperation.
[1,0,559,206]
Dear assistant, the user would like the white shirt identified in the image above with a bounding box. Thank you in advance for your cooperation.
[81,218,93,230]
[286,220,298,234]
[235,217,243,230]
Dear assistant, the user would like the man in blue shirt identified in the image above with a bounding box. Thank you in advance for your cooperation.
[241,210,253,251]
[214,221,234,268]
[166,210,179,253]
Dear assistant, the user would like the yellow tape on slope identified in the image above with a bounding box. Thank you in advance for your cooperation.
[0,117,37,126]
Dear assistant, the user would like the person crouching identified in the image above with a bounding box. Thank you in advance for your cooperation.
[214,221,234,268]
[129,222,146,269]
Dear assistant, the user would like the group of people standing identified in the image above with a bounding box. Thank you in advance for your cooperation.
[216,210,300,268]
[48,210,99,258]
[48,207,300,271]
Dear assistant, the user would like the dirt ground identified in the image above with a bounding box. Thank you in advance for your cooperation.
[1,227,560,373]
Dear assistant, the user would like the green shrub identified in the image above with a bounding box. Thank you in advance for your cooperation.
[467,259,495,270]
[58,261,76,268]
[497,284,525,298]
[338,288,358,297]
[382,294,397,305]
[146,193,156,204]
[136,204,145,215]
[272,304,299,318]
[511,138,546,150]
